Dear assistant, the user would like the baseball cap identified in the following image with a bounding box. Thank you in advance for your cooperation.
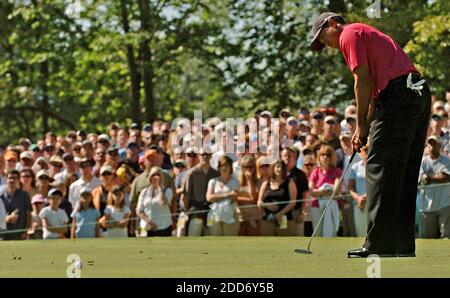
[98,134,110,143]
[107,144,119,153]
[50,155,64,165]
[339,131,352,140]
[298,107,310,115]
[286,116,299,126]
[310,12,342,51]
[31,194,45,204]
[432,101,445,110]
[427,135,441,144]
[36,169,50,179]
[20,151,32,160]
[78,157,93,167]
[143,123,152,132]
[100,164,113,175]
[174,159,187,167]
[127,142,138,149]
[29,144,40,152]
[48,188,63,197]
[279,108,291,117]
[4,151,18,162]
[324,115,337,124]
[62,152,74,161]
[312,111,324,120]
[80,187,92,196]
[260,110,272,117]
[112,184,124,194]
[299,120,311,128]
[130,123,140,130]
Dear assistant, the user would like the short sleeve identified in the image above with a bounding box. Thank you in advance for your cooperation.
[61,210,69,224]
[164,188,173,205]
[104,206,112,216]
[207,178,216,194]
[340,28,369,73]
[39,208,48,220]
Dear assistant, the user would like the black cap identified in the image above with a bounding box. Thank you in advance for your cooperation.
[143,123,152,132]
[130,123,140,130]
[127,142,138,149]
[310,12,341,51]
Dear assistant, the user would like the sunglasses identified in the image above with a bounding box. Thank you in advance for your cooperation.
[44,147,55,152]
[259,164,270,168]
[304,163,315,167]
[288,120,298,126]
[38,176,49,180]
[21,175,32,178]
[187,153,197,157]
[200,153,211,157]
[101,172,112,176]
[73,148,81,152]
[243,165,255,170]
[320,153,331,157]
[326,120,336,125]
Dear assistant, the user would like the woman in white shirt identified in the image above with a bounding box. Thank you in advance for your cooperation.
[137,167,173,236]
[206,155,240,236]
[103,185,130,238]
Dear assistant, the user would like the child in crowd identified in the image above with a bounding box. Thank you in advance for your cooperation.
[39,188,69,239]
[102,185,130,238]
[27,194,45,239]
[71,187,101,239]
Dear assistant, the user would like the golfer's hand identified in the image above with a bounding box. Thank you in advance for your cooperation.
[352,124,369,152]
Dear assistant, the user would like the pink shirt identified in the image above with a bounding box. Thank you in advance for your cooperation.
[309,167,342,208]
[339,23,417,99]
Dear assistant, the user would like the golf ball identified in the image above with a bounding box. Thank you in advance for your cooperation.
[75,261,82,270]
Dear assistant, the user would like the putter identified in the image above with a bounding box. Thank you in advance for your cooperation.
[295,151,358,255]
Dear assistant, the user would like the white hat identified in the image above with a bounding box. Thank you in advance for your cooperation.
[260,110,273,117]
[100,164,113,175]
[80,187,92,195]
[20,151,32,160]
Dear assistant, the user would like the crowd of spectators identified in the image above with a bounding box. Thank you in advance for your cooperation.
[1,91,449,240]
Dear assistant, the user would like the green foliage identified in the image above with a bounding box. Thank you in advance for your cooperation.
[0,0,448,145]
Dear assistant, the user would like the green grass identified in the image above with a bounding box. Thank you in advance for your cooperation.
[0,237,449,278]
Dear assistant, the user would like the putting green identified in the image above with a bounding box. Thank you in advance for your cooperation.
[0,237,448,278]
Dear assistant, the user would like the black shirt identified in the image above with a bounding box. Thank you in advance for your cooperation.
[288,167,309,210]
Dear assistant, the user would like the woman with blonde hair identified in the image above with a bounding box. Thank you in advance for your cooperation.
[136,167,173,236]
[236,155,261,236]
[308,145,342,237]
[206,155,240,236]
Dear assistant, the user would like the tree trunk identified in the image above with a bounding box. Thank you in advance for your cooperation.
[40,60,49,135]
[138,0,156,122]
[120,0,141,124]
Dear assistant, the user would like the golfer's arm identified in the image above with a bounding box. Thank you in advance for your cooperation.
[353,64,372,127]
[429,172,450,183]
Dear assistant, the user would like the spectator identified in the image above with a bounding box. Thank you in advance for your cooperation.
[68,158,100,211]
[109,122,121,145]
[0,192,6,236]
[137,167,173,237]
[308,145,342,237]
[310,111,324,136]
[206,155,240,236]
[71,187,100,238]
[18,151,33,172]
[27,194,44,240]
[35,169,51,202]
[20,168,37,199]
[93,164,115,217]
[53,153,78,185]
[301,154,317,236]
[0,169,32,240]
[349,146,369,237]
[43,143,56,160]
[183,147,219,236]
[49,155,64,179]
[297,107,310,122]
[173,159,188,209]
[3,151,19,185]
[124,142,142,175]
[105,145,120,171]
[72,142,82,159]
[320,115,341,152]
[236,155,261,236]
[97,134,111,152]
[76,130,87,142]
[39,188,69,239]
[185,148,199,169]
[281,147,309,236]
[258,160,297,236]
[80,140,94,160]
[29,144,42,161]
[418,136,450,238]
[102,185,130,238]
[256,156,272,182]
[93,148,106,177]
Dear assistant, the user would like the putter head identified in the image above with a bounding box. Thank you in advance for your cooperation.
[294,249,312,254]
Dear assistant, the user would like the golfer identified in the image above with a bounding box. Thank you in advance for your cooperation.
[310,12,431,257]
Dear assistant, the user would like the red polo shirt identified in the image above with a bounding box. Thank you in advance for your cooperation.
[339,23,417,99]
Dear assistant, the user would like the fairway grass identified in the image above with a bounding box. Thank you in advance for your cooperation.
[0,237,448,278]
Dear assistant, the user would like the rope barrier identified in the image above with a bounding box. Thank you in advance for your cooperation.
[1,182,449,236]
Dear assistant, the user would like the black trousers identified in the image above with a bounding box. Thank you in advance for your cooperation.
[364,73,431,253]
